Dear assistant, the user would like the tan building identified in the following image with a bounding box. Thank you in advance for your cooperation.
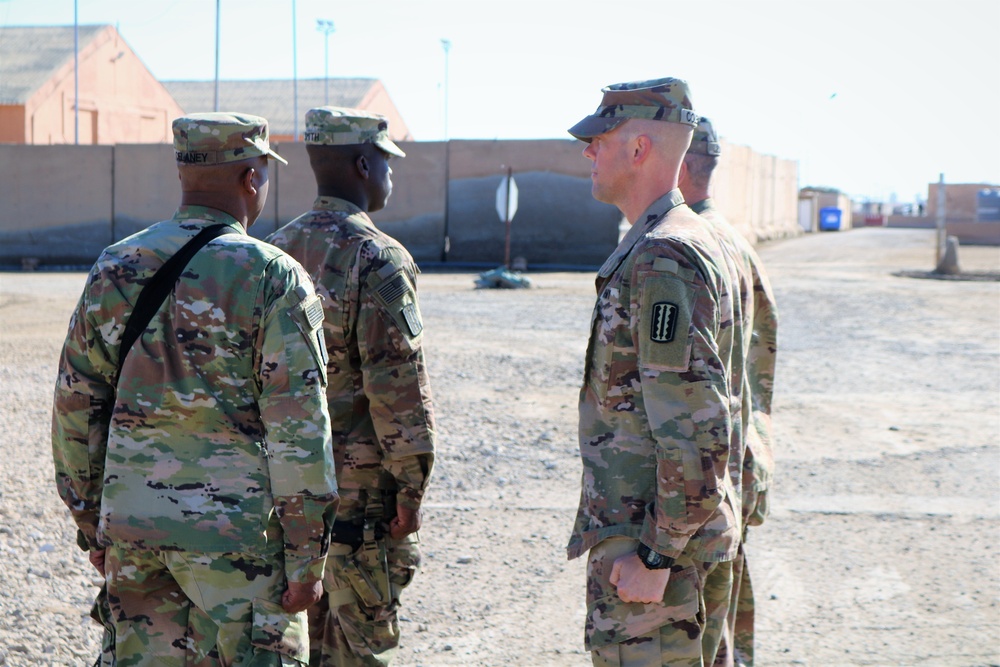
[0,25,184,145]
[163,78,412,142]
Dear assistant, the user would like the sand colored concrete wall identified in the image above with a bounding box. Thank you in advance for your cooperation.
[0,145,113,263]
[0,138,803,267]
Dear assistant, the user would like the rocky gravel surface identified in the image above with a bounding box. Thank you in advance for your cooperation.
[1,227,998,666]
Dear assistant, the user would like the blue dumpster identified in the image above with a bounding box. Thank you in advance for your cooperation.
[819,207,842,231]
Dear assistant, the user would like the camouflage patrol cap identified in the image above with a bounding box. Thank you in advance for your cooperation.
[568,77,698,142]
[688,116,721,156]
[303,106,406,157]
[172,112,288,166]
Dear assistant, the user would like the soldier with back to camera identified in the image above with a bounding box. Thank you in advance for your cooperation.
[267,107,435,667]
[52,112,339,666]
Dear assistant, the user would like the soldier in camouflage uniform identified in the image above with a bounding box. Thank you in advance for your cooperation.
[266,107,435,667]
[52,112,339,666]
[680,117,779,667]
[565,79,745,667]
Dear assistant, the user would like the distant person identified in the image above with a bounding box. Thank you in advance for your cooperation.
[52,112,339,665]
[680,117,779,667]
[267,107,436,667]
[565,78,744,666]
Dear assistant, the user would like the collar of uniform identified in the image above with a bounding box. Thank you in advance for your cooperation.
[688,197,714,215]
[597,189,686,279]
[172,205,245,233]
[313,195,366,217]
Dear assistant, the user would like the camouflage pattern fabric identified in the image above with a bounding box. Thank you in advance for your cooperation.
[568,189,742,657]
[690,199,778,527]
[569,77,699,141]
[90,584,116,666]
[52,205,338,581]
[308,536,420,665]
[267,196,435,665]
[106,544,309,666]
[303,106,405,157]
[691,199,779,667]
[173,112,288,165]
[52,205,339,663]
[588,537,734,666]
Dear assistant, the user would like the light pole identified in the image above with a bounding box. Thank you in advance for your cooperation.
[440,38,451,140]
[292,0,299,141]
[317,20,335,106]
[73,0,78,144]
[214,0,220,111]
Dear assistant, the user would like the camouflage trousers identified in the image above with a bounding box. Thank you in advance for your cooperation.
[308,534,419,666]
[587,537,735,667]
[104,544,310,666]
[727,545,754,667]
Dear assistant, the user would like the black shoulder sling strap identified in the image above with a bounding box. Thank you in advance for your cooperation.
[118,224,237,367]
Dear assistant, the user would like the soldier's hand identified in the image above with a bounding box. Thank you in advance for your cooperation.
[389,504,421,540]
[282,580,322,613]
[609,552,670,604]
[89,548,107,577]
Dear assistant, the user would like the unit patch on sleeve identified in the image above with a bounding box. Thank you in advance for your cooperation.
[650,302,679,343]
[639,274,694,371]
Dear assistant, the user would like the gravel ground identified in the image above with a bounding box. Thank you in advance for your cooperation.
[1,227,998,666]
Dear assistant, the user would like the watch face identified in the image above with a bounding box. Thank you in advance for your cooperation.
[644,551,663,567]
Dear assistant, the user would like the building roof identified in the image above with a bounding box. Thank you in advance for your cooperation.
[0,25,109,104]
[163,78,384,138]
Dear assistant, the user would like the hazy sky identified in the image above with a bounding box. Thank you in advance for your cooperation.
[2,0,998,203]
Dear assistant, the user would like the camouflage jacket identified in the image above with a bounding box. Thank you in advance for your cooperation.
[567,190,741,564]
[691,199,778,526]
[52,206,339,584]
[267,197,435,519]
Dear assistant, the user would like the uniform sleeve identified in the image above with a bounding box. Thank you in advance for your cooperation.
[257,257,339,584]
[744,257,778,523]
[356,245,435,509]
[631,248,733,560]
[51,265,118,551]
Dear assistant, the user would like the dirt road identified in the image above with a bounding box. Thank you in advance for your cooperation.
[1,227,997,666]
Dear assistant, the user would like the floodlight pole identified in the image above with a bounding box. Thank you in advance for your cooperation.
[74,0,79,144]
[214,0,220,111]
[440,39,451,141]
[292,0,299,141]
[317,20,335,106]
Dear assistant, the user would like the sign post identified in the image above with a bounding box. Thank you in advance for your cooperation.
[495,166,519,269]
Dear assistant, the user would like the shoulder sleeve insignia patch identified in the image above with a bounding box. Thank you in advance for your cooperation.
[650,302,679,343]
[639,275,694,371]
[402,303,423,337]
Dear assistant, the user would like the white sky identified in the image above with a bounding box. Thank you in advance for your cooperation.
[2,0,999,203]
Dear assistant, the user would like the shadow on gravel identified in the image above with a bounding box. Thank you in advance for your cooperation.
[893,270,1000,282]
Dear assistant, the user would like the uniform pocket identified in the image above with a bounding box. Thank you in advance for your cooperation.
[250,597,309,664]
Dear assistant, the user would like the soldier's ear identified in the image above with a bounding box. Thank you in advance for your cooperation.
[241,166,259,196]
[356,154,370,181]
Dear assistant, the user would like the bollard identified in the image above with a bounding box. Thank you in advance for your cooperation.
[935,235,961,275]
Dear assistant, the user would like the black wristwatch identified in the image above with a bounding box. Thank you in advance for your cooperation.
[636,543,675,570]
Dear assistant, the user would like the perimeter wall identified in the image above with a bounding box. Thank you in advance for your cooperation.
[0,138,800,268]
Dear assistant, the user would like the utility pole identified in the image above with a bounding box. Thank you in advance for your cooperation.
[317,20,335,106]
[292,0,299,141]
[214,0,220,111]
[74,0,79,144]
[440,39,451,140]
[935,173,946,262]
